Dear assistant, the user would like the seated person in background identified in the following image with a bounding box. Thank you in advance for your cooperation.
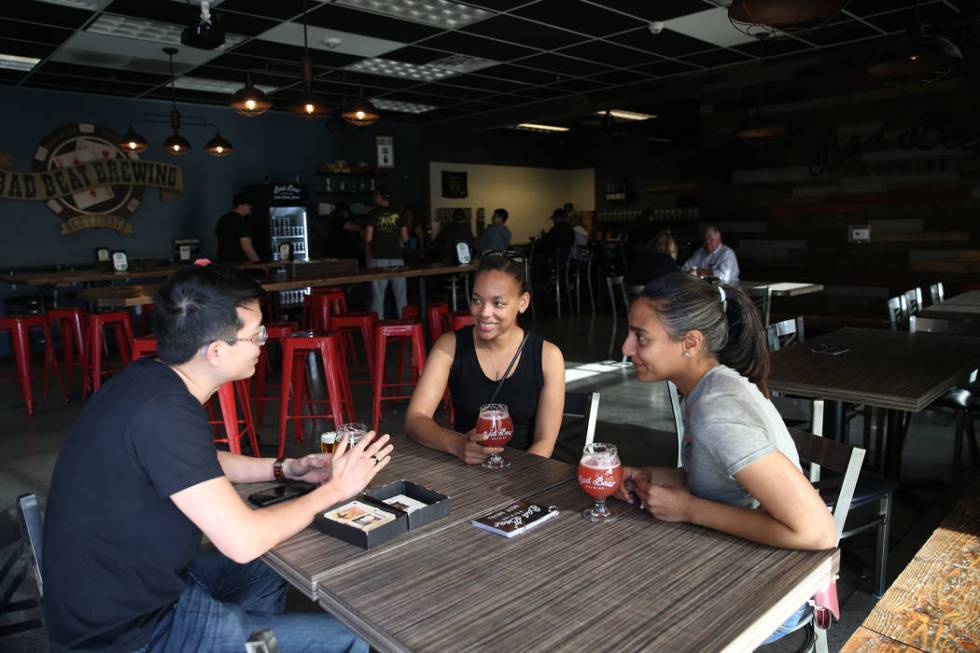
[406,253,565,464]
[541,208,575,254]
[474,208,511,254]
[436,208,476,264]
[617,271,836,644]
[625,230,679,286]
[682,225,740,283]
[571,214,590,260]
[43,264,392,653]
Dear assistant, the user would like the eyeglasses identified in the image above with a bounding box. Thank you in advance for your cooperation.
[483,249,526,264]
[233,324,268,346]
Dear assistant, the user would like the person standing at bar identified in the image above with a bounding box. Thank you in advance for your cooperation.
[682,225,739,283]
[364,187,409,318]
[215,193,260,265]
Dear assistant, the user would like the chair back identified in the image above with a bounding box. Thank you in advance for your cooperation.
[17,493,43,599]
[910,315,980,336]
[929,282,944,304]
[903,288,921,315]
[745,285,773,327]
[766,317,805,352]
[666,381,684,468]
[886,295,908,331]
[564,391,600,446]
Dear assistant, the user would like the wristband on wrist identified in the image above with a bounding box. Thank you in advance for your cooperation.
[273,457,287,482]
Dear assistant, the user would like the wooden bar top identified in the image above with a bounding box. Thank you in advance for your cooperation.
[768,327,980,412]
[842,496,979,652]
[238,435,574,599]
[315,480,839,653]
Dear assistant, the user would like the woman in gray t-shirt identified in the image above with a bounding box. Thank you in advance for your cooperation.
[615,272,835,550]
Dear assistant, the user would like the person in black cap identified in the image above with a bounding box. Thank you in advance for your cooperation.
[364,187,409,318]
[215,193,260,264]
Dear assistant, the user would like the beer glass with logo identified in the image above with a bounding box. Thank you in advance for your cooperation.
[578,443,622,523]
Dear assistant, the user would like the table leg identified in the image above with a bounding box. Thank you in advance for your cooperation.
[884,409,904,480]
[419,276,430,344]
[822,400,846,442]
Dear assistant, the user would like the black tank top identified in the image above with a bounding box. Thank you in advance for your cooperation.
[448,326,544,451]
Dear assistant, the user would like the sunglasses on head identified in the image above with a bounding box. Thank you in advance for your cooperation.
[483,249,526,264]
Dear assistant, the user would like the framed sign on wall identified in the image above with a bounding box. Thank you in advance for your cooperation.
[376,135,394,169]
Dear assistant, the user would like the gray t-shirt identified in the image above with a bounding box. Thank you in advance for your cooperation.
[681,365,801,509]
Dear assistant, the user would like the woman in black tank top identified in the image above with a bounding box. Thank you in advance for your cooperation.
[406,253,566,465]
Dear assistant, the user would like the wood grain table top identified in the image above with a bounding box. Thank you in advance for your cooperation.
[78,263,477,308]
[943,291,980,306]
[238,435,574,599]
[918,303,980,320]
[314,480,839,653]
[767,328,980,412]
[739,281,825,297]
[843,497,979,652]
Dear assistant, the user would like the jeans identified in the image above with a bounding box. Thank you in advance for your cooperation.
[761,602,811,645]
[135,550,367,653]
[369,257,407,319]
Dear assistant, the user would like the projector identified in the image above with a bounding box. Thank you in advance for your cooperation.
[181,3,225,50]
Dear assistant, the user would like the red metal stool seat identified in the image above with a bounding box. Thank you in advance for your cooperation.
[46,307,86,387]
[138,302,155,336]
[130,335,158,361]
[82,311,134,398]
[0,315,68,415]
[449,312,475,330]
[401,305,419,319]
[210,380,261,456]
[278,332,353,458]
[372,320,426,432]
[251,321,299,422]
[426,303,451,343]
[331,311,378,385]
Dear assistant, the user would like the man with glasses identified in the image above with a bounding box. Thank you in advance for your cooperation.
[44,264,392,653]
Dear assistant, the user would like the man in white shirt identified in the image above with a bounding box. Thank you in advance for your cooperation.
[683,225,740,283]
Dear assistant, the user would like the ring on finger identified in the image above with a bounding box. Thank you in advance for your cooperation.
[370,454,381,465]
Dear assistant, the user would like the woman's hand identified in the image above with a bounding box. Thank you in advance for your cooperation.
[633,476,694,523]
[613,466,649,503]
[284,454,332,484]
[455,429,500,465]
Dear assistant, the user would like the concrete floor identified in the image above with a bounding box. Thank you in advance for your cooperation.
[0,310,976,652]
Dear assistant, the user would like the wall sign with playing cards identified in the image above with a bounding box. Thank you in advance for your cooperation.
[0,123,183,235]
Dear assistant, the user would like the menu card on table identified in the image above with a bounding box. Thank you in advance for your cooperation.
[472,501,559,538]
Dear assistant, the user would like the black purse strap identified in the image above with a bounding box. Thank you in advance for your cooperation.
[487,331,530,405]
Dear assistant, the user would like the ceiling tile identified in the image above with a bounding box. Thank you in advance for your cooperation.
[587,68,652,85]
[801,19,883,46]
[200,51,268,71]
[610,27,715,56]
[256,21,405,58]
[213,0,301,20]
[513,0,645,37]
[0,38,58,60]
[597,0,712,22]
[461,15,584,49]
[305,4,442,42]
[734,36,814,57]
[441,73,528,92]
[478,63,558,84]
[547,76,608,92]
[682,47,753,68]
[38,60,169,84]
[0,70,29,83]
[559,40,655,67]
[863,9,916,33]
[515,52,613,76]
[665,7,758,48]
[0,21,74,45]
[505,86,567,100]
[328,69,419,89]
[413,81,495,97]
[418,31,536,61]
[385,46,448,64]
[0,1,93,29]
[233,39,364,68]
[31,72,152,96]
[632,58,701,76]
[49,31,222,75]
[846,0,925,17]
[105,0,190,24]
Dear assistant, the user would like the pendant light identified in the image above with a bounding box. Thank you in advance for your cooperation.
[118,124,149,153]
[341,92,380,127]
[205,130,233,157]
[867,0,962,85]
[735,35,784,145]
[230,73,272,117]
[161,48,191,156]
[729,0,849,36]
[289,0,328,119]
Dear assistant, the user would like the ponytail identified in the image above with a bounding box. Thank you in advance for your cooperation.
[639,272,771,397]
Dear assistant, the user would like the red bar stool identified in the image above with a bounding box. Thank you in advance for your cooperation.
[331,311,378,385]
[82,311,134,398]
[401,305,419,319]
[46,307,86,387]
[450,312,475,330]
[251,321,299,422]
[302,288,346,330]
[130,335,158,361]
[138,302,155,335]
[0,315,68,415]
[302,293,333,333]
[211,381,261,456]
[427,303,451,343]
[372,320,427,433]
[278,333,352,459]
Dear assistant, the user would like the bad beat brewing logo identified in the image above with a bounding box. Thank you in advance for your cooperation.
[0,123,183,234]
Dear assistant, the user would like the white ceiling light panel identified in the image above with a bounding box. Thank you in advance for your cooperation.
[0,54,42,71]
[515,123,570,132]
[370,98,438,113]
[334,0,491,29]
[35,0,111,10]
[87,14,246,50]
[346,58,456,81]
[665,7,759,48]
[175,77,278,95]
[430,54,497,73]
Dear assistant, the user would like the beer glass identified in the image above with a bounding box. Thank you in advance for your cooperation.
[337,422,367,449]
[578,443,622,523]
[475,403,513,470]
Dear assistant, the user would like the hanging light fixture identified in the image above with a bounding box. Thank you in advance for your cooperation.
[289,0,328,119]
[729,0,849,37]
[867,0,962,85]
[341,94,380,127]
[118,124,149,153]
[161,47,191,156]
[205,130,233,157]
[230,73,272,117]
[735,36,784,146]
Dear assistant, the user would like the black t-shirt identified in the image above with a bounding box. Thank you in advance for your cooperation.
[366,209,407,260]
[448,327,544,451]
[43,359,224,652]
[625,250,679,286]
[215,210,252,264]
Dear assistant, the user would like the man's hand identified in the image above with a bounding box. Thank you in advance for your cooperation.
[285,454,332,485]
[327,432,394,501]
[455,430,500,465]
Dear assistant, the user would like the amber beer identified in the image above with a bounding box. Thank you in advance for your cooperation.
[577,459,623,500]
[320,431,337,454]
